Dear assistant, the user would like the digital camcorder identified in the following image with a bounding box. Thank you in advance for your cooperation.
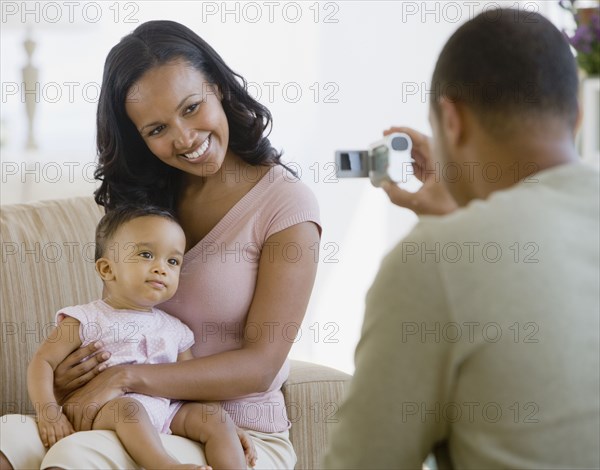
[334,132,414,187]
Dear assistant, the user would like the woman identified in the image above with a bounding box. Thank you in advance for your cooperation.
[1,20,320,469]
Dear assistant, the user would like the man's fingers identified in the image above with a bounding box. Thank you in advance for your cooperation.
[383,126,433,176]
[381,181,421,211]
[384,126,414,136]
[383,126,428,146]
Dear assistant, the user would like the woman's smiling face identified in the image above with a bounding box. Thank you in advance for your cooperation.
[125,59,230,178]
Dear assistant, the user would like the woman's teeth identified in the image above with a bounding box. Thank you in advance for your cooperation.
[182,135,211,160]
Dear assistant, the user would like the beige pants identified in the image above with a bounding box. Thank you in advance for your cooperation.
[0,414,296,469]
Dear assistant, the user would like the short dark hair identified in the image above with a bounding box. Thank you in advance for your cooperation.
[94,205,180,262]
[431,8,579,137]
[94,20,288,211]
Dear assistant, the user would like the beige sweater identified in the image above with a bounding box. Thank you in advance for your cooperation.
[324,163,600,469]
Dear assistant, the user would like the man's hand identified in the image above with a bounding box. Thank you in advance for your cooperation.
[36,409,74,448]
[381,126,458,215]
[236,426,257,468]
[53,341,111,404]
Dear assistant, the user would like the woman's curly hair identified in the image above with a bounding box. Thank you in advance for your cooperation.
[94,20,288,211]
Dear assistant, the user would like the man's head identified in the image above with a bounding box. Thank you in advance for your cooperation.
[94,205,186,311]
[429,8,579,204]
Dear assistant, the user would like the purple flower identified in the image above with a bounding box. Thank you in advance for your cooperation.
[559,1,600,75]
[571,25,584,47]
[591,12,600,35]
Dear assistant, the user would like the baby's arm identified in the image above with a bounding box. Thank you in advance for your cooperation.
[27,316,83,447]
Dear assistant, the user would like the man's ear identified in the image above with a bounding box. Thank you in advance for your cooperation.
[438,96,465,148]
[95,258,115,281]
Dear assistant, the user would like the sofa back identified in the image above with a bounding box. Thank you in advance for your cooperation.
[1,197,104,413]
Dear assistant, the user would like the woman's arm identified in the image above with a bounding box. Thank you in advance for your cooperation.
[129,221,321,400]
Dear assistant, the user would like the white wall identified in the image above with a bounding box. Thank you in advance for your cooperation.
[1,1,571,373]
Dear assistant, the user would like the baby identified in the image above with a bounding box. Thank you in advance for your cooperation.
[28,205,255,470]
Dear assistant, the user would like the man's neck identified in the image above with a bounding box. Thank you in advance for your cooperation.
[458,126,579,204]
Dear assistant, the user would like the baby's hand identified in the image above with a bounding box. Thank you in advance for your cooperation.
[36,410,75,448]
[236,426,257,468]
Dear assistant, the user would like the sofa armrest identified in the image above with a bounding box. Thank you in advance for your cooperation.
[283,360,351,469]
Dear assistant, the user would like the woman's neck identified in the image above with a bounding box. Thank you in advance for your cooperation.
[182,152,273,201]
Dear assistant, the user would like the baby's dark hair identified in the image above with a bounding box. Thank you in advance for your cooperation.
[94,205,180,261]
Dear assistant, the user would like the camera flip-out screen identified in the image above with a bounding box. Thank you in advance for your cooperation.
[335,150,369,177]
[334,132,413,187]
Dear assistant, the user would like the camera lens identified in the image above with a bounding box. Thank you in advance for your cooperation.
[390,136,409,151]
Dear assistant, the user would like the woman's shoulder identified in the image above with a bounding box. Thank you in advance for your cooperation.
[255,163,322,238]
[261,163,319,206]
[262,165,319,209]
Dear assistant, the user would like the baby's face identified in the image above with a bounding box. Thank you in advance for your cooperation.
[98,216,186,311]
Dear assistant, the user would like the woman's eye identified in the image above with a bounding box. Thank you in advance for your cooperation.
[148,125,165,137]
[184,102,199,114]
[139,252,152,259]
[168,258,180,266]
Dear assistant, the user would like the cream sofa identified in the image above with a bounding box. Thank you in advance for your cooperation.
[0,196,351,469]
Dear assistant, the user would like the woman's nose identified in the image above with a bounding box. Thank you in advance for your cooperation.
[173,125,197,150]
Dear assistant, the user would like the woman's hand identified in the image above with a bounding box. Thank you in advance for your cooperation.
[53,341,111,404]
[62,365,129,431]
[236,427,257,468]
[381,126,458,215]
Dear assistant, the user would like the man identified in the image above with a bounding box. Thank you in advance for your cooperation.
[324,8,599,469]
